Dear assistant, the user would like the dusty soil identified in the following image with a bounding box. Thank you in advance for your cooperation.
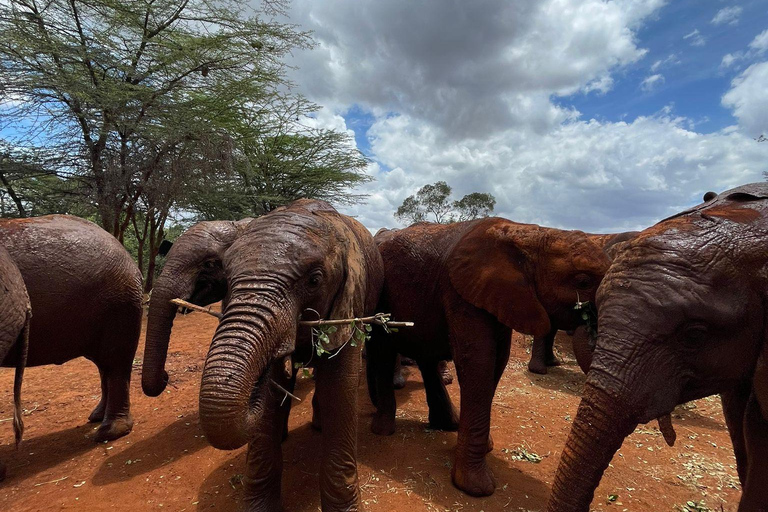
[0,309,741,511]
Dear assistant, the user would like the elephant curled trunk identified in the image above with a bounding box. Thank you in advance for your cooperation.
[199,291,295,450]
[547,382,637,512]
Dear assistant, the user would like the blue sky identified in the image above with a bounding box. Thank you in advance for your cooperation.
[287,0,768,232]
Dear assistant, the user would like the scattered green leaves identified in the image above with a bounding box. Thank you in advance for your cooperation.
[679,501,712,512]
[574,299,598,340]
[502,447,543,463]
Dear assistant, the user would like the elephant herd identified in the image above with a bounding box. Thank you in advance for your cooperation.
[0,183,767,512]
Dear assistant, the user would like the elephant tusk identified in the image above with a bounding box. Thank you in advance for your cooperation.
[657,413,676,447]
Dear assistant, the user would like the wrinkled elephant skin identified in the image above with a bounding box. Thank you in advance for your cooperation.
[197,200,384,512]
[548,183,768,512]
[0,245,29,481]
[0,216,143,443]
[366,218,610,496]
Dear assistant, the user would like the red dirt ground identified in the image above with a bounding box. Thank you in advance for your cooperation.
[0,309,741,511]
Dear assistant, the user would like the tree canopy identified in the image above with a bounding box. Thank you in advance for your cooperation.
[395,181,496,225]
[0,0,372,290]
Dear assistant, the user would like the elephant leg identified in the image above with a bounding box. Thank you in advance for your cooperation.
[393,354,407,390]
[528,326,557,374]
[311,386,322,432]
[94,364,134,442]
[721,380,751,485]
[438,360,454,385]
[740,393,768,512]
[0,461,5,482]
[94,312,139,442]
[88,366,108,423]
[367,331,398,436]
[418,359,458,431]
[243,398,285,512]
[315,347,361,511]
[450,313,509,497]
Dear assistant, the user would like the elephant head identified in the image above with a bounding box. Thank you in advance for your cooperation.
[142,218,253,396]
[447,219,612,337]
[198,200,381,450]
[548,183,768,512]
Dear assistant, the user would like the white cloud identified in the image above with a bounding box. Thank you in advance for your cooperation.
[749,28,768,53]
[720,29,768,68]
[711,6,742,26]
[650,53,680,72]
[288,0,665,139]
[641,73,665,92]
[683,29,706,47]
[340,112,768,233]
[722,61,768,137]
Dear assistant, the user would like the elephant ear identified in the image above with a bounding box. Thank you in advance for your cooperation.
[754,293,768,419]
[325,229,367,352]
[447,222,551,336]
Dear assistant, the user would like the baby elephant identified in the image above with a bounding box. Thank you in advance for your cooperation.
[0,216,143,442]
[0,245,30,481]
[549,183,768,512]
[366,218,610,497]
[197,200,383,512]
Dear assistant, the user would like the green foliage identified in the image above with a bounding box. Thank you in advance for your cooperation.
[395,181,496,224]
[574,300,598,340]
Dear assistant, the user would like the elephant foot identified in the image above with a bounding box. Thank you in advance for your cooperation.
[451,460,496,497]
[94,415,134,442]
[371,412,396,436]
[546,356,561,367]
[527,360,548,375]
[243,488,283,512]
[486,433,494,453]
[88,401,107,423]
[428,409,460,431]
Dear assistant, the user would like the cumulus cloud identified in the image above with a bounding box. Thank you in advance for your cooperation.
[288,0,664,140]
[276,1,768,234]
[641,74,665,91]
[722,61,768,137]
[711,6,742,26]
[683,29,706,47]
[340,111,768,232]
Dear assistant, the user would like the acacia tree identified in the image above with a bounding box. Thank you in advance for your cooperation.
[395,181,496,224]
[0,0,312,238]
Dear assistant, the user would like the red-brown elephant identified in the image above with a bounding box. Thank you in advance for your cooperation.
[0,245,29,482]
[366,217,610,497]
[548,183,768,512]
[527,230,639,375]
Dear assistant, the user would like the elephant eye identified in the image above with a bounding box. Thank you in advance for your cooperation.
[308,270,323,288]
[574,273,592,290]
[203,260,217,269]
[682,324,708,345]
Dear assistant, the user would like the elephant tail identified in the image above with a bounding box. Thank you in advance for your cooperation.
[12,308,30,448]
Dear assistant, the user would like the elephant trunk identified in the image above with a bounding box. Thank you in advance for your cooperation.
[142,264,197,397]
[199,287,295,450]
[547,382,637,511]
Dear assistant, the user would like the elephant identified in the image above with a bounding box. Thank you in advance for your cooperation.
[197,199,384,512]
[0,245,30,482]
[547,183,768,512]
[0,215,143,442]
[141,217,253,397]
[527,230,639,375]
[373,228,454,389]
[365,217,611,497]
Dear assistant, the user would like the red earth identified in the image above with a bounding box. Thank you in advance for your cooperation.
[0,308,741,511]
